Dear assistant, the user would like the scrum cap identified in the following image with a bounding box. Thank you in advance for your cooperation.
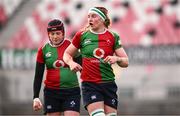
[47,19,64,33]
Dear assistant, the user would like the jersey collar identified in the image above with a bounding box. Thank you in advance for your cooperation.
[49,39,65,47]
[90,29,107,34]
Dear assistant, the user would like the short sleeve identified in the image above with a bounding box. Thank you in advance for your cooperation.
[113,32,122,50]
[72,31,82,49]
[36,47,44,63]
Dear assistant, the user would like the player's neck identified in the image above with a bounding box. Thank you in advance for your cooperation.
[90,28,107,34]
[49,39,64,47]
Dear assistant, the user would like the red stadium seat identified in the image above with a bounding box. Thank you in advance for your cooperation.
[6,0,180,49]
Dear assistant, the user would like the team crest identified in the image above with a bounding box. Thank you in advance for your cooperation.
[53,60,65,68]
[70,100,76,107]
[106,39,111,45]
[93,48,105,59]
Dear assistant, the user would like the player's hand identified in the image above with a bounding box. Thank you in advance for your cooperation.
[104,56,120,64]
[69,61,82,72]
[33,98,43,111]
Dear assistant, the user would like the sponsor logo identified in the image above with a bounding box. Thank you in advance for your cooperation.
[53,60,65,68]
[83,39,92,45]
[1,49,36,69]
[45,52,52,58]
[93,48,105,59]
[90,59,100,63]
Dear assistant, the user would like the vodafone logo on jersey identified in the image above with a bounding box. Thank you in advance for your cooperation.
[93,48,105,59]
[53,60,65,68]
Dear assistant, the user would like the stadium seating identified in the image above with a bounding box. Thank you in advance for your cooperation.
[0,4,7,29]
[1,1,180,115]
[5,0,180,48]
[0,0,24,29]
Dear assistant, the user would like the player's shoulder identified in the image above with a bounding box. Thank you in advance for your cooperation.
[108,30,119,38]
[42,42,50,48]
[37,42,47,49]
[64,38,71,42]
[75,30,83,36]
[75,30,90,36]
[64,38,72,45]
[36,42,47,53]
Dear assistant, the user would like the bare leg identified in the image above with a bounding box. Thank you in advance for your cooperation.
[64,110,80,116]
[104,105,117,116]
[87,101,105,116]
[47,112,61,116]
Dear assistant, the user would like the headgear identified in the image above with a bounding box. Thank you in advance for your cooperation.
[88,7,106,21]
[47,19,64,34]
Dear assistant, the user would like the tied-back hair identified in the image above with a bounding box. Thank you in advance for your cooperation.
[82,6,111,32]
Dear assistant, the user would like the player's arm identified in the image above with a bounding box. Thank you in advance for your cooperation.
[104,32,129,67]
[33,62,45,99]
[33,47,44,111]
[63,44,82,72]
[73,51,82,66]
[33,61,44,111]
[114,47,129,68]
[104,47,129,67]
